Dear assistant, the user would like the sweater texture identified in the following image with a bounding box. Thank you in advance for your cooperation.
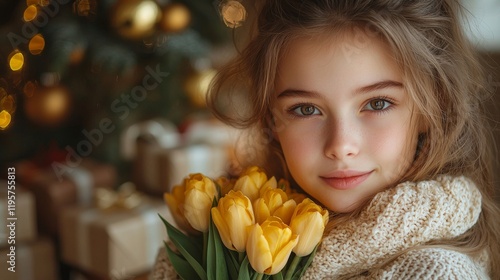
[150,175,487,279]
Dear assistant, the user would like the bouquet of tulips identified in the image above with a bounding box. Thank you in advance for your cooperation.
[159,166,329,280]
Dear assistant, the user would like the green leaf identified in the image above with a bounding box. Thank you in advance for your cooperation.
[165,242,201,280]
[291,244,320,280]
[159,214,207,280]
[158,214,203,263]
[226,249,240,279]
[272,272,284,280]
[207,205,229,280]
[237,256,252,280]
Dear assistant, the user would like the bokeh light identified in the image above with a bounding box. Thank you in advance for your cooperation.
[29,34,45,55]
[23,5,38,22]
[0,110,12,130]
[9,50,25,71]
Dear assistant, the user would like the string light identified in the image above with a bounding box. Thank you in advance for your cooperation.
[8,50,25,71]
[29,34,45,55]
[23,5,38,22]
[0,110,12,130]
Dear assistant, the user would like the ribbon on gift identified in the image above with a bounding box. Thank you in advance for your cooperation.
[95,182,143,210]
[120,119,181,160]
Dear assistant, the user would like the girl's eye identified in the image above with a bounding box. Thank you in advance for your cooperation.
[364,99,392,111]
[291,105,320,116]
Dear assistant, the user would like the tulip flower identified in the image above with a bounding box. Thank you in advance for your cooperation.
[253,187,296,224]
[215,176,235,196]
[211,190,255,252]
[279,178,307,204]
[234,167,275,202]
[164,183,198,234]
[290,198,329,256]
[183,173,218,232]
[246,217,299,275]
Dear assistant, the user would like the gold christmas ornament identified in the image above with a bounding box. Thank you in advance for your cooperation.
[220,0,247,28]
[24,85,72,127]
[184,68,217,107]
[160,2,191,33]
[110,0,161,40]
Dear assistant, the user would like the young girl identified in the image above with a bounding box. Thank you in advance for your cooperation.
[153,0,500,278]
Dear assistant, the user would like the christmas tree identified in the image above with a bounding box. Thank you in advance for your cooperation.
[0,0,247,178]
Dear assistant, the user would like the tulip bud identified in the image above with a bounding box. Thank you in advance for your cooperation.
[183,173,218,232]
[211,190,255,252]
[253,187,296,224]
[280,178,307,204]
[164,184,197,234]
[290,198,329,256]
[215,176,235,196]
[233,167,269,201]
[247,217,299,275]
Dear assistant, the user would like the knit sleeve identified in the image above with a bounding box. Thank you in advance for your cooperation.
[302,176,482,279]
[370,248,490,280]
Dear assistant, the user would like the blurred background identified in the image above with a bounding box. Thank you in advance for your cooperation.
[0,0,498,280]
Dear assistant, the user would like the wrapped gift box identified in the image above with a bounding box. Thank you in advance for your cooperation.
[0,184,37,248]
[15,159,117,236]
[134,142,230,195]
[0,238,58,280]
[60,198,173,279]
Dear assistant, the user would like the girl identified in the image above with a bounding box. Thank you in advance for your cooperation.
[153,0,500,278]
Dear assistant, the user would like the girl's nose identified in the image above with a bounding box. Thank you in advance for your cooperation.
[324,118,360,160]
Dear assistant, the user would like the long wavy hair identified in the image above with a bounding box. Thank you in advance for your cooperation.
[208,0,500,277]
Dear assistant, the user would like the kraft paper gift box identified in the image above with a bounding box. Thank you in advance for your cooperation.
[0,238,58,280]
[15,159,117,236]
[59,198,173,279]
[0,184,37,248]
[133,142,229,196]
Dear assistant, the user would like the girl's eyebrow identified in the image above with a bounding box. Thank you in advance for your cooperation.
[355,80,403,95]
[277,80,403,99]
[277,89,322,98]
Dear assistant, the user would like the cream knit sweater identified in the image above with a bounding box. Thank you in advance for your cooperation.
[150,175,487,279]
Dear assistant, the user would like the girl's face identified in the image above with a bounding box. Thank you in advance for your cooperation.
[272,31,419,213]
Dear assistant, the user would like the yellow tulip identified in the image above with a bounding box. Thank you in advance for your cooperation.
[247,217,299,275]
[215,176,235,196]
[183,173,218,232]
[234,167,274,202]
[211,190,255,252]
[253,187,296,224]
[289,198,329,256]
[280,178,307,204]
[164,184,197,234]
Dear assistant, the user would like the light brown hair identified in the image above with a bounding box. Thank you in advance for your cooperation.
[208,0,500,277]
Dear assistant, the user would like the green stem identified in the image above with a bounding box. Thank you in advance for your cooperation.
[254,273,264,280]
[203,231,208,269]
[284,255,301,280]
[238,251,245,264]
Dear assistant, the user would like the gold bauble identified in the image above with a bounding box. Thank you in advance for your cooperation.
[110,0,161,40]
[24,85,72,127]
[184,69,217,107]
[220,0,247,28]
[160,3,191,33]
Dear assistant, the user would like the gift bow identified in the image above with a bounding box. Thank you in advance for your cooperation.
[95,182,143,210]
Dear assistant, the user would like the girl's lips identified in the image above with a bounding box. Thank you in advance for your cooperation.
[320,171,373,190]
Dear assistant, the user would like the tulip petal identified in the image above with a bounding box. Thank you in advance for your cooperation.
[247,224,273,274]
[211,207,234,250]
